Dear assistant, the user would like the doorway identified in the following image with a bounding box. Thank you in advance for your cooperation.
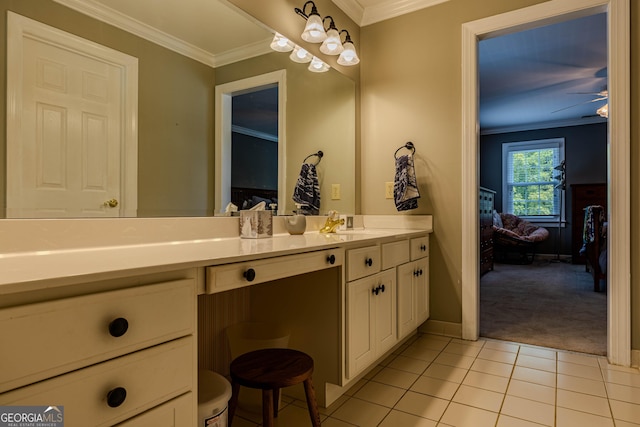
[461,0,631,365]
[215,70,286,215]
[476,13,608,355]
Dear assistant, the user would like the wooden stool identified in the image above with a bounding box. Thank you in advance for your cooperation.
[228,348,321,427]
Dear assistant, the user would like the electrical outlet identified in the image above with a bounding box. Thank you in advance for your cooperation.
[346,216,354,229]
[385,182,394,199]
[331,184,341,200]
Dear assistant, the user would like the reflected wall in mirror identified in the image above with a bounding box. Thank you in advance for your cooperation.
[0,0,355,217]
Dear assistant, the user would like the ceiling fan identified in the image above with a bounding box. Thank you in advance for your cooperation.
[552,89,609,118]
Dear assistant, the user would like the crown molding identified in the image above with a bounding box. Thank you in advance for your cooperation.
[333,0,450,26]
[52,0,269,68]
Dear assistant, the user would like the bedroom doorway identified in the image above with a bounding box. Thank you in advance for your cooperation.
[461,0,631,366]
[477,12,609,355]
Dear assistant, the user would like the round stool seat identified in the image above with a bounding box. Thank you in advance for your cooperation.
[228,348,321,427]
[230,348,313,389]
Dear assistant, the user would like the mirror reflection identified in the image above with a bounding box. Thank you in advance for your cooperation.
[1,0,355,218]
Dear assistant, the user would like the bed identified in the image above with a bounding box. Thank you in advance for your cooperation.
[580,205,607,292]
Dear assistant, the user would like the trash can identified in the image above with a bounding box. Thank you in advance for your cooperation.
[226,322,290,413]
[198,370,232,427]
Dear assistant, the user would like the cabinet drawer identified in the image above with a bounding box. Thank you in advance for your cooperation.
[0,279,194,393]
[115,392,194,426]
[0,337,194,427]
[410,236,429,260]
[381,240,410,270]
[206,249,343,293]
[346,245,381,281]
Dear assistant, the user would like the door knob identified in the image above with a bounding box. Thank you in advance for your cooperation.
[104,199,119,208]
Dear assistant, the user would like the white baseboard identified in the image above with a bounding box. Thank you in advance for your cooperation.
[631,350,640,368]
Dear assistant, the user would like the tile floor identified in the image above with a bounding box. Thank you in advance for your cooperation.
[229,333,640,426]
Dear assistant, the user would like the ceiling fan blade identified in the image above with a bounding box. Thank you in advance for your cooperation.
[551,97,607,114]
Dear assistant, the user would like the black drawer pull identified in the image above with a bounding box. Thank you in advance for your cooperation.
[420,244,427,251]
[365,258,373,267]
[327,254,336,265]
[107,387,127,408]
[108,318,129,338]
[244,268,256,282]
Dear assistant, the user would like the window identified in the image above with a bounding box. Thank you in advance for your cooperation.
[502,138,565,223]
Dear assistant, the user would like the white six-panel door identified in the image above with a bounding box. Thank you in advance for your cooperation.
[7,12,138,218]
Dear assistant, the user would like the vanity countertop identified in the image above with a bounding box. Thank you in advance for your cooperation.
[0,215,433,294]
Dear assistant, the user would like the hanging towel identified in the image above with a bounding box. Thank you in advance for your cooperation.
[394,154,420,211]
[292,163,321,215]
[582,205,604,244]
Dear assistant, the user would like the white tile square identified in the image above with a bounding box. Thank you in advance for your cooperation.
[496,415,547,427]
[443,342,482,358]
[410,375,460,400]
[484,340,520,354]
[557,373,606,397]
[414,334,450,351]
[557,351,599,367]
[372,366,419,389]
[387,355,430,375]
[321,417,358,427]
[462,370,509,394]
[516,354,557,373]
[401,346,441,362]
[556,407,614,427]
[440,402,498,427]
[610,399,640,424]
[377,409,437,427]
[500,395,555,426]
[423,363,468,384]
[344,378,367,396]
[602,368,640,388]
[471,358,514,378]
[507,379,555,405]
[353,381,406,408]
[478,348,517,364]
[393,391,449,421]
[519,345,557,360]
[452,384,504,412]
[330,397,391,426]
[452,337,486,347]
[556,388,611,417]
[511,366,556,387]
[433,351,475,370]
[557,360,602,381]
[606,382,640,405]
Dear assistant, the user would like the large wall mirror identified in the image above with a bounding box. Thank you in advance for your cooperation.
[1,0,355,218]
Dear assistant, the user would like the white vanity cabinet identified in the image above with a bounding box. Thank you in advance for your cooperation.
[0,277,196,426]
[346,244,397,379]
[397,236,430,340]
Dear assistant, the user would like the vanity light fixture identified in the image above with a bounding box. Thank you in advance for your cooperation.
[337,30,360,66]
[296,1,327,43]
[289,45,313,63]
[308,56,330,73]
[320,17,343,55]
[270,33,294,52]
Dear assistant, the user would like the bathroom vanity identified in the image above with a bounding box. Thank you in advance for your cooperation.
[0,215,432,425]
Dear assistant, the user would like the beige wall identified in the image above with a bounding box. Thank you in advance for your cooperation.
[361,0,640,348]
[216,52,356,214]
[231,0,640,348]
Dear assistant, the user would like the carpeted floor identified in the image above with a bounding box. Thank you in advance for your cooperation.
[480,260,607,355]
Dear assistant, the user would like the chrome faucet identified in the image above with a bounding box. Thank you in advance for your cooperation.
[320,210,345,233]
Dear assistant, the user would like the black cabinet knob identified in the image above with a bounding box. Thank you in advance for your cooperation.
[380,284,385,293]
[365,258,373,267]
[420,244,427,251]
[327,254,336,265]
[108,318,129,338]
[107,387,127,408]
[244,268,256,282]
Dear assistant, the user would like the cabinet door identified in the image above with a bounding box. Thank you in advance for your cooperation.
[346,275,376,378]
[414,258,430,324]
[374,270,397,356]
[396,262,417,340]
[115,393,194,426]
